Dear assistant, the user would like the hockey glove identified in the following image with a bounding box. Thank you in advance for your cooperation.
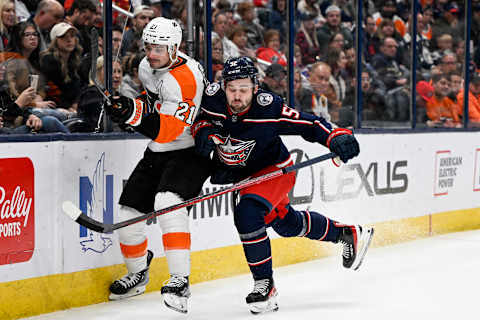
[104,96,144,125]
[192,120,220,158]
[326,128,360,163]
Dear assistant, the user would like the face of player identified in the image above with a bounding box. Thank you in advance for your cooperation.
[145,43,172,69]
[225,78,257,114]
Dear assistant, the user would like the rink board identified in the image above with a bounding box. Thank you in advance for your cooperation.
[0,131,479,319]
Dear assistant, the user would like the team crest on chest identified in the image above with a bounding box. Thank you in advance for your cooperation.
[215,135,256,166]
[205,83,220,96]
[257,93,273,106]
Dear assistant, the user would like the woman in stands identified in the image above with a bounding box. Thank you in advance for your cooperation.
[3,21,56,109]
[40,22,84,115]
[0,0,15,51]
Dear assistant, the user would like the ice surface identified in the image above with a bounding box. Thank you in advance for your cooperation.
[24,229,480,320]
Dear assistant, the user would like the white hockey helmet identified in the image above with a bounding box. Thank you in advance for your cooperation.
[142,17,182,61]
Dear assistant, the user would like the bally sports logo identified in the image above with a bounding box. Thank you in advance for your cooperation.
[0,158,34,265]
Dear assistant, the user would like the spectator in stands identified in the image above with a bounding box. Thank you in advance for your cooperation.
[420,6,434,41]
[213,10,239,60]
[256,29,286,66]
[215,0,234,26]
[75,56,129,132]
[293,67,314,113]
[316,5,353,53]
[237,1,264,50]
[371,36,410,121]
[3,21,56,109]
[29,0,64,51]
[344,46,356,83]
[425,73,461,127]
[264,0,287,40]
[323,47,348,113]
[0,85,68,133]
[211,35,225,69]
[404,13,434,77]
[121,52,144,100]
[149,0,163,18]
[415,80,432,125]
[363,15,378,62]
[64,0,96,56]
[372,0,407,37]
[259,63,286,97]
[457,74,480,124]
[431,33,454,65]
[432,2,462,42]
[373,18,407,66]
[439,52,459,75]
[327,32,345,51]
[120,5,154,57]
[0,0,16,51]
[229,25,255,59]
[448,70,463,103]
[40,22,83,113]
[344,70,388,123]
[307,61,332,120]
[297,0,325,27]
[295,13,321,66]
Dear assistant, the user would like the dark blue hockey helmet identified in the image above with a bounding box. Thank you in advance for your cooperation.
[222,56,258,85]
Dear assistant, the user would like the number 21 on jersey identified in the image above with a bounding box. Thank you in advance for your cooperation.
[174,102,197,125]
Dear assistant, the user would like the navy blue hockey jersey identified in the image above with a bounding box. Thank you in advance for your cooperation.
[193,83,335,184]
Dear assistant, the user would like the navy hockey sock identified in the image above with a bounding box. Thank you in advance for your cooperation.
[271,207,340,242]
[234,198,273,280]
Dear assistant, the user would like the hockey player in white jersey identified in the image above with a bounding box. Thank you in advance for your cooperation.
[103,17,211,314]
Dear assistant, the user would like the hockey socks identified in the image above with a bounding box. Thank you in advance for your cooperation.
[270,207,340,242]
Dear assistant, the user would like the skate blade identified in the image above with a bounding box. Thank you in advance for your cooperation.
[352,227,374,271]
[163,293,188,314]
[248,295,279,315]
[109,285,146,301]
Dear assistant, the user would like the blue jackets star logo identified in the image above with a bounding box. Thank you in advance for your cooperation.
[216,135,256,166]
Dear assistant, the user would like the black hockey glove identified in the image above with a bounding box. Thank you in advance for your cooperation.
[104,96,143,124]
[192,120,220,158]
[326,128,360,163]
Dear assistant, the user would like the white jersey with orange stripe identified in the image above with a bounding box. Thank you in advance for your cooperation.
[138,51,206,152]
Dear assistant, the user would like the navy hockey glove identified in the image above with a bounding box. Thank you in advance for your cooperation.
[192,120,220,158]
[104,96,144,125]
[326,128,360,163]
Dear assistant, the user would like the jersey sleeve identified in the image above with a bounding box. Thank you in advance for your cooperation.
[272,96,335,147]
[133,60,202,142]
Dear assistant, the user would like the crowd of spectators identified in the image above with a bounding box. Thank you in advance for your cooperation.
[0,0,480,136]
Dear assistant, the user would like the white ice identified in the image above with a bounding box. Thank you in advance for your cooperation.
[24,229,480,320]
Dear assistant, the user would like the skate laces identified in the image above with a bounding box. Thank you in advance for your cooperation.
[163,275,187,288]
[252,279,270,295]
[117,272,143,289]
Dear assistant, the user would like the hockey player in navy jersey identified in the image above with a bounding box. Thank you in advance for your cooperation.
[192,56,374,314]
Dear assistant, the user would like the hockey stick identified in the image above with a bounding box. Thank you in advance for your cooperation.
[62,152,339,233]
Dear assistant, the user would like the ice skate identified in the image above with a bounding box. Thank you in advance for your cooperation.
[246,278,279,314]
[109,250,154,300]
[161,275,191,313]
[338,225,374,270]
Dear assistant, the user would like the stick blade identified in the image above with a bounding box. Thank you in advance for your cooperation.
[62,201,109,233]
[62,200,83,221]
